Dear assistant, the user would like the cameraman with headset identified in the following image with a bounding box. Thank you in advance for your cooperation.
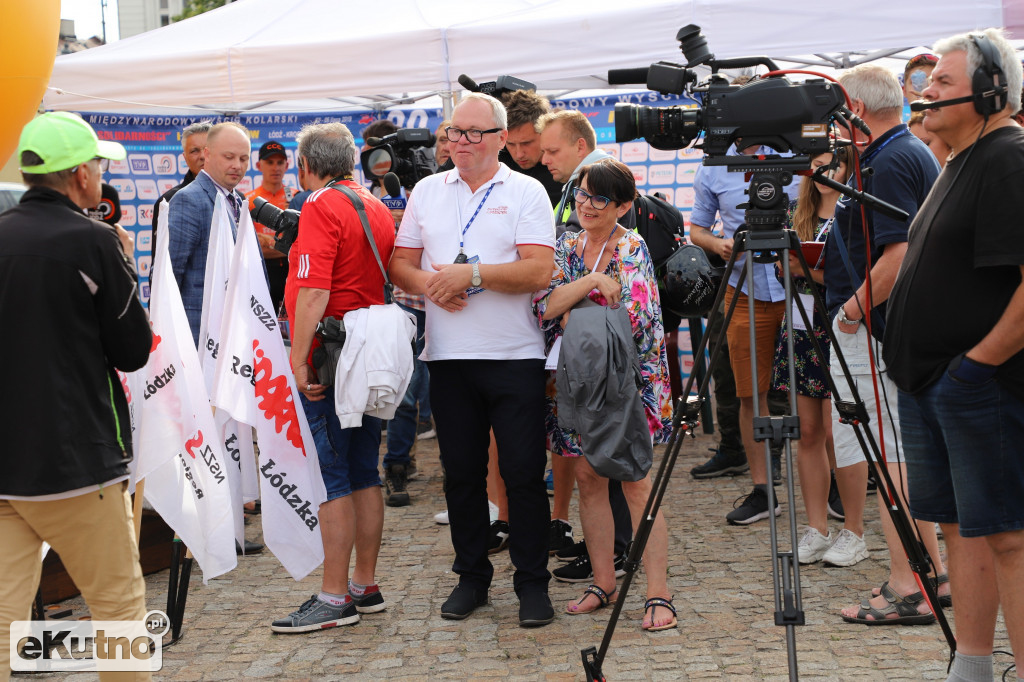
[885,29,1024,679]
[821,65,948,624]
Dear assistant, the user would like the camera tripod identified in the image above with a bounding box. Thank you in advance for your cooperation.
[581,168,954,681]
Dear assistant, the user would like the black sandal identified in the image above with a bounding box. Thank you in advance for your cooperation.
[842,583,936,626]
[566,584,616,615]
[642,597,677,631]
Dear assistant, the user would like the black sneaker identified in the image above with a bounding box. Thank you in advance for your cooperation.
[827,472,845,520]
[552,551,626,583]
[690,448,749,479]
[548,519,574,555]
[487,520,510,554]
[384,464,410,507]
[416,419,436,440]
[725,487,781,526]
[555,539,586,563]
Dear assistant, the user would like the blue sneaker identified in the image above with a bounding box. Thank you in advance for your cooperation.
[545,468,554,496]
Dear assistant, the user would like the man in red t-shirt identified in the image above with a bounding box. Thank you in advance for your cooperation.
[247,140,296,313]
[270,123,396,634]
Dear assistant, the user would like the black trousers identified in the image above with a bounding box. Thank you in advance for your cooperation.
[428,359,550,594]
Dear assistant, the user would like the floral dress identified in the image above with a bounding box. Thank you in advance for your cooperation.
[771,208,831,398]
[533,229,673,457]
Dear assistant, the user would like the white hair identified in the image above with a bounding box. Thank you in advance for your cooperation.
[934,27,1023,115]
[839,64,904,117]
[456,92,507,130]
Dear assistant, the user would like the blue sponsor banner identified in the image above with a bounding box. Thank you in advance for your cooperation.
[80,91,700,305]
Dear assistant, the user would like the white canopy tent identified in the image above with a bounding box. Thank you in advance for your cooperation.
[43,0,1024,115]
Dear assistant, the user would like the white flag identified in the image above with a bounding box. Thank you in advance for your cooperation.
[200,194,259,547]
[211,206,326,581]
[132,199,237,582]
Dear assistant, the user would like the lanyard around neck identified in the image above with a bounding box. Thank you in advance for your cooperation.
[457,182,496,254]
[581,228,617,273]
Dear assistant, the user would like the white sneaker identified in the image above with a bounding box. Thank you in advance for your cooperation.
[797,527,832,564]
[434,509,449,525]
[822,528,869,567]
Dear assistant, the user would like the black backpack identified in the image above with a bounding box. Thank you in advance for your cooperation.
[631,192,686,272]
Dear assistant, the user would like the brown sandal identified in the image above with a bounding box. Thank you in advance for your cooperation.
[566,584,617,615]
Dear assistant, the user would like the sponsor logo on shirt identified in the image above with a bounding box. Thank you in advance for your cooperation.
[486,206,508,215]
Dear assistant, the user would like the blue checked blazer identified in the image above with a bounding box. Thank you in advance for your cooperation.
[167,171,239,346]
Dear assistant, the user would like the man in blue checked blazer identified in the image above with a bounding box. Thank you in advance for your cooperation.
[168,121,251,346]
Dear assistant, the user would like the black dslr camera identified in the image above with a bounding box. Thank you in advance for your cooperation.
[251,198,301,256]
[359,128,437,191]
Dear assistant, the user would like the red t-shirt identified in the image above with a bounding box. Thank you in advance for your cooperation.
[285,181,396,343]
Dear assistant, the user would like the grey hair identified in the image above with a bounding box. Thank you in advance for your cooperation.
[839,64,904,117]
[296,122,356,179]
[457,92,507,130]
[934,28,1023,115]
[181,120,213,150]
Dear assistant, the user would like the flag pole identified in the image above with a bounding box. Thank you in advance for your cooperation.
[132,479,145,545]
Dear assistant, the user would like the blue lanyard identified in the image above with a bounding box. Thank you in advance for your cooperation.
[459,183,496,254]
[859,127,910,166]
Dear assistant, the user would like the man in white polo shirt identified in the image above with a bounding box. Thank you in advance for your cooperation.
[390,92,556,627]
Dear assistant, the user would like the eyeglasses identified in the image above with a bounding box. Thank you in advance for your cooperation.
[445,126,502,144]
[572,187,611,210]
[72,157,109,173]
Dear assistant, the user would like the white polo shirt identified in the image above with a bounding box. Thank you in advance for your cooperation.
[396,163,555,360]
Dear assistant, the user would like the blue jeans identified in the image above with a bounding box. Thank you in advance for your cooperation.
[301,390,382,500]
[900,370,1024,537]
[384,306,427,467]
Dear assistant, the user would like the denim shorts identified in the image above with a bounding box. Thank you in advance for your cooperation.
[899,370,1024,537]
[300,392,382,501]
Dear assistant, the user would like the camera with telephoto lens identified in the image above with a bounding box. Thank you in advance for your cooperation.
[359,128,438,191]
[611,25,844,165]
[251,197,301,256]
[610,25,850,317]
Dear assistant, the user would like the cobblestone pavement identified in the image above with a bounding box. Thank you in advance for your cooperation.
[49,430,1011,681]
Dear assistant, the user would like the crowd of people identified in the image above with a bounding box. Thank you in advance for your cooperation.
[2,26,1024,682]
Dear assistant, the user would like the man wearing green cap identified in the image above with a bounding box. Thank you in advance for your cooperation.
[0,112,153,680]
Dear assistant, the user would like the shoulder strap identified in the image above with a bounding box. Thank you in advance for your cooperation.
[328,182,394,304]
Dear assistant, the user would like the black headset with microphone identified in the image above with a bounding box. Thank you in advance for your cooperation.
[968,32,1008,116]
[908,33,1008,116]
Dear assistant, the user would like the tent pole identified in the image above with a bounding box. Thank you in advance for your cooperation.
[441,91,455,121]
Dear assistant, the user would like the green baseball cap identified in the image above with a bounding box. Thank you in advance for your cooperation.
[18,112,127,174]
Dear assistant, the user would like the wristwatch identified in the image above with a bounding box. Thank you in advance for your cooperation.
[471,262,482,287]
[837,305,860,326]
